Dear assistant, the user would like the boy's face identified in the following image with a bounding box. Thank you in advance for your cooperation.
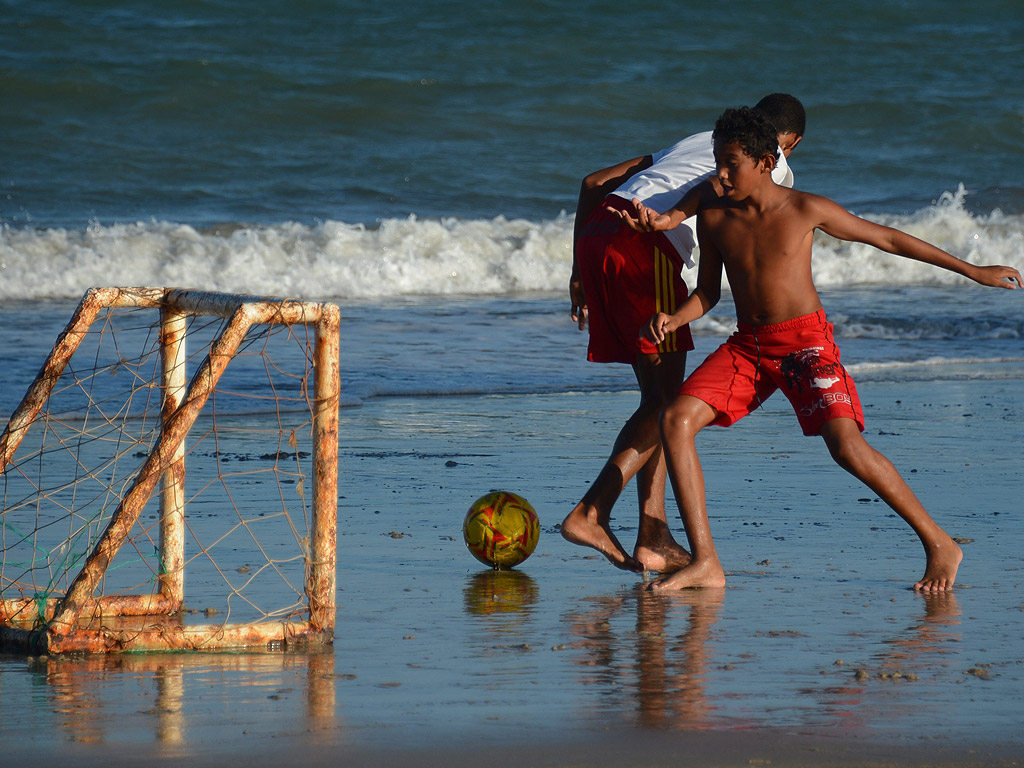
[713,140,775,200]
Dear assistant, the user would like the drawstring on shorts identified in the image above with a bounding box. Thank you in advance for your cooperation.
[753,328,765,411]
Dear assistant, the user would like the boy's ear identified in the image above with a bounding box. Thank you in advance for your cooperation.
[759,152,778,174]
[777,132,802,157]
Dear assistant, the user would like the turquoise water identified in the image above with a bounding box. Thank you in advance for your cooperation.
[4,0,1024,230]
[2,1,1023,303]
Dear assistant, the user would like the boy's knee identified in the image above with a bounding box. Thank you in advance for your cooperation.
[826,441,856,472]
[822,427,870,472]
[660,396,709,439]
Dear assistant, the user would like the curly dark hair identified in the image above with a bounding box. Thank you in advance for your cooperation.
[712,107,778,162]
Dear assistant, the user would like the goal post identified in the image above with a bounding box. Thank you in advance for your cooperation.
[0,287,340,654]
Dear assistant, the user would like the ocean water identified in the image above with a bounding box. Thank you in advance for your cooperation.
[5,0,1024,231]
[2,0,1022,390]
[2,0,1024,760]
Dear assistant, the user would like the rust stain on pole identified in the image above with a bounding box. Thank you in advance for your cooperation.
[308,304,340,634]
[159,306,188,607]
[5,619,329,655]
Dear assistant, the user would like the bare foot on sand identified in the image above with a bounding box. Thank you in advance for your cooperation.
[646,558,726,591]
[913,538,963,592]
[561,509,643,572]
[634,541,692,574]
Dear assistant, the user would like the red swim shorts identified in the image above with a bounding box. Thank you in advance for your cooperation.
[577,196,694,364]
[679,310,864,436]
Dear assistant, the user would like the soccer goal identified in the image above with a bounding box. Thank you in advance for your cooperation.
[0,287,339,654]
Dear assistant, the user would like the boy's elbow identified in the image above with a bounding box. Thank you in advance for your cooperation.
[696,287,720,312]
[582,169,611,193]
[705,283,722,305]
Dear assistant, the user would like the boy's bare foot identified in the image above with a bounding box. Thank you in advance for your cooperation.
[633,542,692,573]
[561,509,643,572]
[913,538,963,592]
[646,558,726,591]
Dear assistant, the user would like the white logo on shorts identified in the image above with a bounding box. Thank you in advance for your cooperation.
[801,391,854,416]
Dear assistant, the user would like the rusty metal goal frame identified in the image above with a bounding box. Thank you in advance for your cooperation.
[0,287,339,653]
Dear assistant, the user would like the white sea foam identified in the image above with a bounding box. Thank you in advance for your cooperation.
[1,187,1020,301]
[847,355,1024,372]
[0,215,574,300]
[810,186,1024,288]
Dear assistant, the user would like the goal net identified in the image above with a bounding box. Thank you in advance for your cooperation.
[0,287,339,653]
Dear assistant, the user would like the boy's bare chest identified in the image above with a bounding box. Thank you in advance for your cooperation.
[714,211,809,270]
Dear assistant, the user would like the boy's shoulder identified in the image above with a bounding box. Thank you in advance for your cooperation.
[697,187,840,238]
[697,185,820,218]
[753,187,841,222]
[785,187,832,206]
[781,188,850,226]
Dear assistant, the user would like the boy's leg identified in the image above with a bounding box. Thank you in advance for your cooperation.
[648,395,727,591]
[560,351,688,572]
[633,352,692,573]
[819,418,962,591]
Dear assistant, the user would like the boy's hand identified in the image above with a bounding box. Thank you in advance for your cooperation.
[570,278,588,330]
[643,312,676,344]
[969,264,1023,289]
[611,197,671,233]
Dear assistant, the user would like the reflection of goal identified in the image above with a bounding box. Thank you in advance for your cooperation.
[0,287,339,654]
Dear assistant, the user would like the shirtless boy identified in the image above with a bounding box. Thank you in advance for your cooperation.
[640,106,1022,592]
[564,95,804,574]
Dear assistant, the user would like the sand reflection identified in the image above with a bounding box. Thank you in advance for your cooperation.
[25,650,338,751]
[878,590,962,665]
[463,570,538,621]
[802,590,963,727]
[562,585,725,730]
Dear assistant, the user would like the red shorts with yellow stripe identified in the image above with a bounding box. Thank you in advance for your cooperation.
[679,310,865,436]
[578,196,694,363]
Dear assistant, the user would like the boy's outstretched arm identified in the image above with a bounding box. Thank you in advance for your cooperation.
[644,223,723,344]
[813,195,1023,288]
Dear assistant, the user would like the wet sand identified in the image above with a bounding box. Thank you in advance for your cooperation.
[6,729,1020,768]
[2,379,1023,766]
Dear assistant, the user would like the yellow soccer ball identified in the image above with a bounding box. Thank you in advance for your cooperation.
[463,491,540,569]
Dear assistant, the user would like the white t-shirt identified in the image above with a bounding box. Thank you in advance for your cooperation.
[610,131,794,267]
